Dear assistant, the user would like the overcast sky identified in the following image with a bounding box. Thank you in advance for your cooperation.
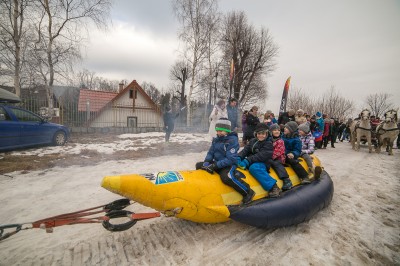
[81,0,400,114]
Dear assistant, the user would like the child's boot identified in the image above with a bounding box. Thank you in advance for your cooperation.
[242,189,255,205]
[269,184,281,198]
[314,166,322,179]
[282,178,292,191]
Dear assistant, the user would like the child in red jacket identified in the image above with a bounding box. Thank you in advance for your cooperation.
[268,124,290,190]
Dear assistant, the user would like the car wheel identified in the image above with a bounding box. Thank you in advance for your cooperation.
[53,131,66,146]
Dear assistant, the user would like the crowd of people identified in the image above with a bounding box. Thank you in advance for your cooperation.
[164,99,398,205]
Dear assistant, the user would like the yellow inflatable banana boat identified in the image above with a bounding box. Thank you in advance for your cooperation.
[101,156,334,228]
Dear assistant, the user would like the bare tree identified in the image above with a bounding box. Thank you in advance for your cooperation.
[0,0,33,96]
[141,81,162,104]
[31,0,112,110]
[169,60,191,108]
[287,88,315,114]
[221,11,278,104]
[77,69,96,88]
[365,93,394,118]
[172,0,218,126]
[317,86,355,119]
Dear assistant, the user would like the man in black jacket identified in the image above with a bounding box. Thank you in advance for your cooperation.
[163,106,179,142]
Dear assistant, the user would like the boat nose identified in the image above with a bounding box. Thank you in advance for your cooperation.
[101,175,121,193]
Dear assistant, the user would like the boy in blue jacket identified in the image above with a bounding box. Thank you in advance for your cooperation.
[196,118,255,205]
[282,121,311,190]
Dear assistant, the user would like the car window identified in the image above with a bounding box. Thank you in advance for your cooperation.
[0,106,11,121]
[11,107,42,122]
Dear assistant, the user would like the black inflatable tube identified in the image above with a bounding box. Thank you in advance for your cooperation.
[228,171,334,228]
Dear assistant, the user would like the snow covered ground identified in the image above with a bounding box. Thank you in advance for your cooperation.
[0,132,399,265]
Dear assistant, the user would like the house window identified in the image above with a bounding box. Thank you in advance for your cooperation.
[127,116,137,128]
[129,89,137,99]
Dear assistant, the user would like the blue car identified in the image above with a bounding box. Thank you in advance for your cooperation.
[0,104,70,152]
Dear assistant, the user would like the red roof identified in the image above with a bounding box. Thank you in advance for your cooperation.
[78,89,118,112]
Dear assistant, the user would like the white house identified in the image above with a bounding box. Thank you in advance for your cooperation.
[79,80,163,129]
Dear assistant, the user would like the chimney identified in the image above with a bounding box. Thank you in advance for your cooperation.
[119,82,124,92]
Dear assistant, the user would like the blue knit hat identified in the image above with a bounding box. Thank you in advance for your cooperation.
[316,111,322,117]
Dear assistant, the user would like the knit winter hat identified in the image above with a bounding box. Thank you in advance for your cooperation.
[316,111,322,117]
[285,121,298,133]
[288,109,295,116]
[215,118,231,133]
[298,123,310,134]
[254,123,269,133]
[269,123,280,132]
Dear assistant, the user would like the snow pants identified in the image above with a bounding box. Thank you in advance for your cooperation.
[248,162,276,191]
[195,163,251,197]
[285,157,309,179]
[269,159,289,180]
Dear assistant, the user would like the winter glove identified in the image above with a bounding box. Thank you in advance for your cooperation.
[237,157,242,165]
[201,163,217,174]
[238,159,249,170]
[202,161,211,167]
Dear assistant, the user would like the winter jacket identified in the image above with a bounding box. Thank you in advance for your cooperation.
[323,120,330,137]
[271,136,286,164]
[241,113,248,133]
[238,137,273,166]
[244,113,260,138]
[316,117,325,133]
[163,111,179,132]
[278,112,295,126]
[204,132,239,169]
[300,133,315,155]
[208,105,228,139]
[309,121,319,132]
[282,132,302,159]
[227,105,239,130]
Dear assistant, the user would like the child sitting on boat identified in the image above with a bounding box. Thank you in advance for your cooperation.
[196,118,255,205]
[268,123,291,191]
[237,123,281,198]
[298,123,322,180]
[282,121,311,188]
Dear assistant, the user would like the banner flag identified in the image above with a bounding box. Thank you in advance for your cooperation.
[278,76,291,115]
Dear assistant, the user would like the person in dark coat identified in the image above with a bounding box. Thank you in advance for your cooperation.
[243,106,260,143]
[278,109,295,131]
[227,98,239,132]
[196,118,255,205]
[163,106,179,142]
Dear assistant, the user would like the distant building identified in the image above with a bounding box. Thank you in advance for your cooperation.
[79,80,162,128]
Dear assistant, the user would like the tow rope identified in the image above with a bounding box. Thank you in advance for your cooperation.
[0,199,160,241]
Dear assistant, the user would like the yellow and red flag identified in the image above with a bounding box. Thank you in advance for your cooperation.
[279,76,291,115]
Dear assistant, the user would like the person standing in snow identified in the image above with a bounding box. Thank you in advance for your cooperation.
[208,99,228,140]
[227,98,239,132]
[163,105,179,142]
